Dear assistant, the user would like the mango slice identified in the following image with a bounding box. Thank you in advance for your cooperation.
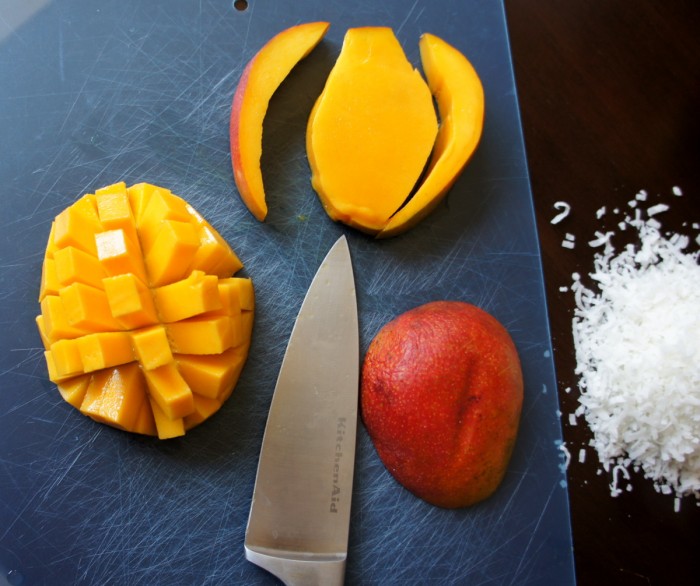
[37,182,254,439]
[378,34,485,238]
[306,27,438,233]
[230,21,330,221]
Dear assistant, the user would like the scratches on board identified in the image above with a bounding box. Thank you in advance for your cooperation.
[395,0,425,38]
[351,431,563,584]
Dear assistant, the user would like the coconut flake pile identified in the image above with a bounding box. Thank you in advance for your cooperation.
[570,195,700,502]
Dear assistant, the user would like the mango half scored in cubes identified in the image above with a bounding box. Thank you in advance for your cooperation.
[36,182,254,439]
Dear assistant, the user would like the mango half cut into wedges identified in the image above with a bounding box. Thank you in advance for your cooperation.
[230,24,485,237]
[36,182,254,440]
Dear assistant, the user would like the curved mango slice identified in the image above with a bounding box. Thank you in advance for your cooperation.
[37,182,254,439]
[306,27,438,234]
[230,21,330,221]
[378,33,485,238]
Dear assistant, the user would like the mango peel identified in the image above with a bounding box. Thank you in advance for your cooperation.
[37,182,254,440]
[361,301,523,508]
[230,21,330,221]
[230,24,485,237]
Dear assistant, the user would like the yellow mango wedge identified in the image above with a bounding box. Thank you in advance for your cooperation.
[37,182,255,439]
[378,33,485,238]
[306,27,438,234]
[230,21,330,221]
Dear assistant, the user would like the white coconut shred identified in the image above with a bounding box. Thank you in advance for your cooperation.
[570,193,700,503]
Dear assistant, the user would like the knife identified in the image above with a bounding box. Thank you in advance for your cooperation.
[244,235,359,586]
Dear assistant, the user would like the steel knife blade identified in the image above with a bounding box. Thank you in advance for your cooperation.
[244,235,358,586]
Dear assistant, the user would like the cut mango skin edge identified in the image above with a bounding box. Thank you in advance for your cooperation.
[230,21,330,221]
[377,33,485,238]
[37,182,254,440]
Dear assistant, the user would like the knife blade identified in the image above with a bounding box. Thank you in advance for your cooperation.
[244,235,358,586]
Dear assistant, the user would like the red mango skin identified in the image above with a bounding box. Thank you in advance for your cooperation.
[361,301,524,508]
[229,22,330,222]
[229,60,264,220]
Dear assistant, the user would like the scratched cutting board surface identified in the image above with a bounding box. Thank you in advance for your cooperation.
[0,1,575,584]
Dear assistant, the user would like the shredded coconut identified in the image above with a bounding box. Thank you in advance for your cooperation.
[551,201,571,224]
[571,193,700,502]
[560,232,576,249]
[587,231,614,248]
[559,442,572,470]
[647,203,669,217]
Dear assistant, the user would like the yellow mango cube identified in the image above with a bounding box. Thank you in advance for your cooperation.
[102,273,159,329]
[49,338,84,379]
[53,197,102,255]
[126,182,159,222]
[95,182,127,196]
[144,363,194,420]
[39,256,60,302]
[184,394,222,430]
[229,312,248,348]
[152,270,221,323]
[80,364,145,431]
[231,278,255,311]
[241,310,255,341]
[137,188,192,251]
[59,282,122,331]
[188,221,244,277]
[44,350,80,384]
[176,347,247,400]
[149,398,185,440]
[206,279,242,318]
[166,316,233,355]
[57,375,90,409]
[77,331,134,373]
[132,399,157,436]
[53,246,108,290]
[95,184,139,246]
[130,325,173,370]
[95,229,147,281]
[35,315,51,350]
[40,294,90,342]
[44,221,58,259]
[144,220,199,287]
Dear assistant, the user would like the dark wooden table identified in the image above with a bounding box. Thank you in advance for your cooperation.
[505,1,699,584]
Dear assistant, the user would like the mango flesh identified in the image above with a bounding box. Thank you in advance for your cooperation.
[378,33,485,238]
[306,27,438,233]
[360,301,523,508]
[37,182,254,439]
[230,21,330,221]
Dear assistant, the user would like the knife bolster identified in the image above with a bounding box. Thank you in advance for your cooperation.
[244,545,346,586]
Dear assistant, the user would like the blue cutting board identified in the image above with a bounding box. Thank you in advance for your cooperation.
[0,1,575,584]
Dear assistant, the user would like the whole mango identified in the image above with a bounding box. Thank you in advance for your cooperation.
[361,301,523,508]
